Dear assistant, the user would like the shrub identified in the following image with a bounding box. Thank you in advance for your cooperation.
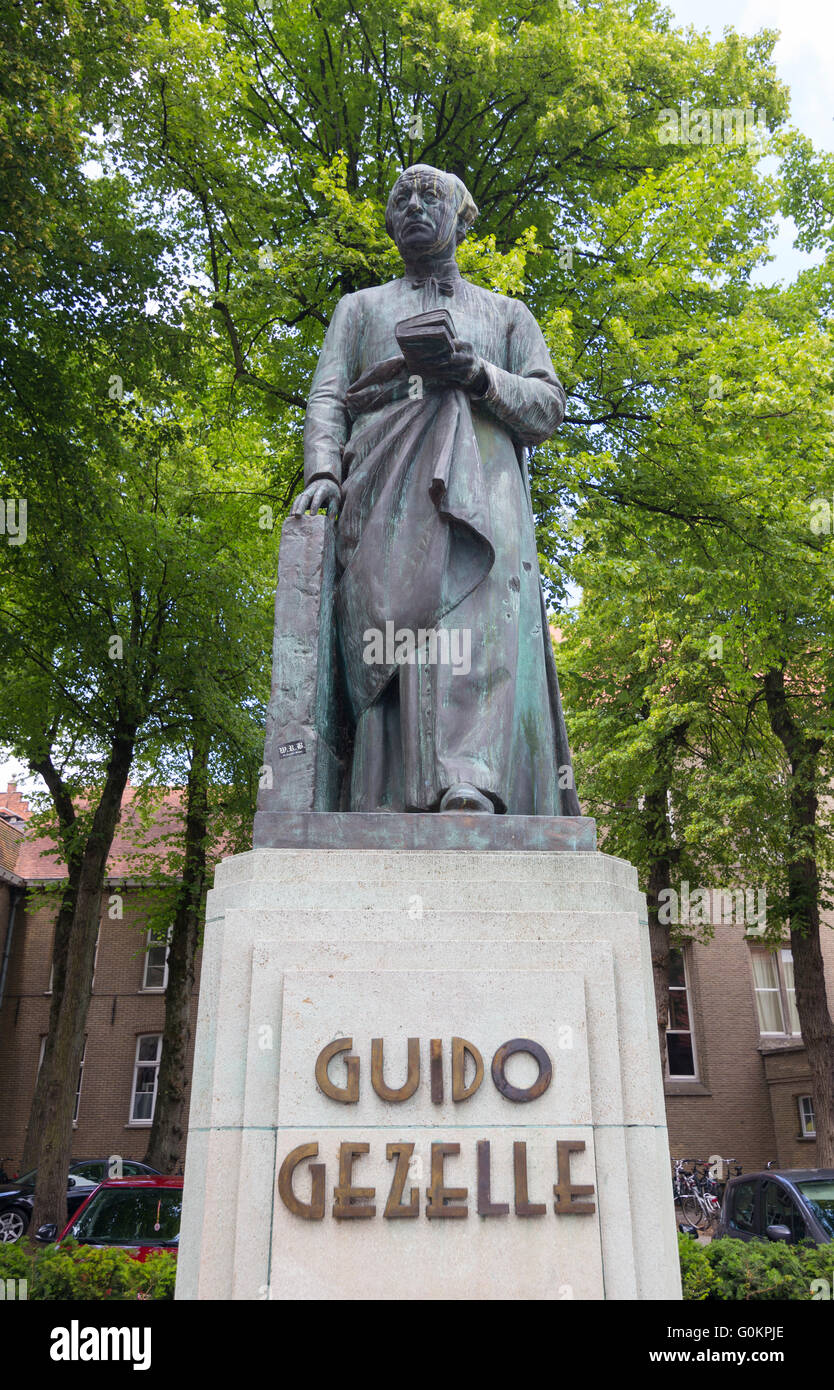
[0,1239,176,1300]
[705,1236,807,1300]
[678,1233,715,1299]
[801,1242,834,1293]
[0,1239,33,1295]
[679,1234,834,1300]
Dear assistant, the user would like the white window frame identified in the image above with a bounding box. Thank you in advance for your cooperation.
[90,924,101,990]
[751,946,801,1038]
[38,1036,85,1123]
[141,927,171,992]
[129,1033,162,1125]
[666,946,699,1080]
[799,1095,816,1138]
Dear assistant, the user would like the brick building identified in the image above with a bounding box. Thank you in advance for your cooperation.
[0,783,200,1176]
[665,909,834,1172]
[1,781,833,1177]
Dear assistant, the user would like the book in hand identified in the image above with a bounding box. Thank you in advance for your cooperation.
[395,309,457,375]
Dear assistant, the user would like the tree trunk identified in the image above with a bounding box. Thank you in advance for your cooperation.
[21,758,83,1172]
[764,666,834,1166]
[29,726,137,1234]
[20,866,81,1173]
[791,926,834,1166]
[645,784,675,1068]
[642,720,687,1068]
[143,727,210,1174]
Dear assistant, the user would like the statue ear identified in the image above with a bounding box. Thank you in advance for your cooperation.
[455,213,469,246]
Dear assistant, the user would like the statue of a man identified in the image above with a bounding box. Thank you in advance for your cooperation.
[292,164,579,817]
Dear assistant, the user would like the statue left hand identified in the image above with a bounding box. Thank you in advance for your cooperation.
[428,339,488,393]
[290,477,342,519]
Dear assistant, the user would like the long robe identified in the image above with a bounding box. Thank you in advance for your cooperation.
[303,271,580,816]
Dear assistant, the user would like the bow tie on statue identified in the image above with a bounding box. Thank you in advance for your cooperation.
[410,273,457,297]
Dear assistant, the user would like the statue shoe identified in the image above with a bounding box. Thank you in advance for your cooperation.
[439,783,495,813]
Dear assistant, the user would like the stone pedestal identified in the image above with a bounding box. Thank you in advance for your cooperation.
[175,844,681,1301]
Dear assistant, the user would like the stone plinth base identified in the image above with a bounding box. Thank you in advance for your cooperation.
[175,846,681,1301]
[253,810,597,851]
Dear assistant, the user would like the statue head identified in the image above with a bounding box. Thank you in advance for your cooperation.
[385,165,478,260]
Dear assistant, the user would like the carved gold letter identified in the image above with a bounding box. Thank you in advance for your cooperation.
[477,1140,509,1217]
[371,1037,420,1102]
[430,1038,443,1103]
[491,1038,552,1103]
[333,1142,376,1219]
[315,1037,359,1103]
[513,1141,545,1217]
[278,1143,325,1220]
[451,1036,483,1102]
[425,1142,468,1219]
[384,1142,420,1219]
[553,1140,596,1215]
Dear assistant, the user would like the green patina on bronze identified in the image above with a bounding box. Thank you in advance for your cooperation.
[258,165,582,827]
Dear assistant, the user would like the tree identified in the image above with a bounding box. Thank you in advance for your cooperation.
[141,728,210,1175]
[1,0,824,1207]
[85,0,787,501]
[561,252,834,1152]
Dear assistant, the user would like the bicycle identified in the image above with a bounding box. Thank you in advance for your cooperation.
[708,1156,742,1207]
[672,1158,730,1231]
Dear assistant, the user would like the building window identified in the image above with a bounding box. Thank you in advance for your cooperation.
[73,1042,85,1122]
[142,929,170,991]
[38,1037,85,1123]
[666,947,697,1078]
[751,947,801,1036]
[90,926,101,990]
[130,1034,162,1124]
[799,1095,816,1138]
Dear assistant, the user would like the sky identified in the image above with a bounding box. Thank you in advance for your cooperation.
[2,0,831,794]
[661,0,833,157]
[661,0,834,282]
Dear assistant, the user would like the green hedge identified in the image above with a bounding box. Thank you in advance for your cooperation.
[0,1239,177,1300]
[5,1230,832,1301]
[680,1233,834,1300]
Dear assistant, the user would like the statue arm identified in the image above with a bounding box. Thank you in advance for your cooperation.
[472,300,566,446]
[302,293,360,487]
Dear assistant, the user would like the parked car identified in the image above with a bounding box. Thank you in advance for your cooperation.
[36,1176,183,1259]
[0,1159,161,1243]
[716,1169,834,1246]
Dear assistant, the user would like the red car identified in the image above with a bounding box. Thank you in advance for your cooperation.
[36,1176,183,1260]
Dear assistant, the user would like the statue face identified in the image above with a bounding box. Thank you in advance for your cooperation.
[389,171,459,257]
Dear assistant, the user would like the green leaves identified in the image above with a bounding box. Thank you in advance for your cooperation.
[3,0,830,926]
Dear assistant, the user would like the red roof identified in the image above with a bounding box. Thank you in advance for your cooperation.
[0,815,24,875]
[7,782,188,881]
[0,781,31,822]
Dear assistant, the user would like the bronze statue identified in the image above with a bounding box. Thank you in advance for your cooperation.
[289,165,579,817]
